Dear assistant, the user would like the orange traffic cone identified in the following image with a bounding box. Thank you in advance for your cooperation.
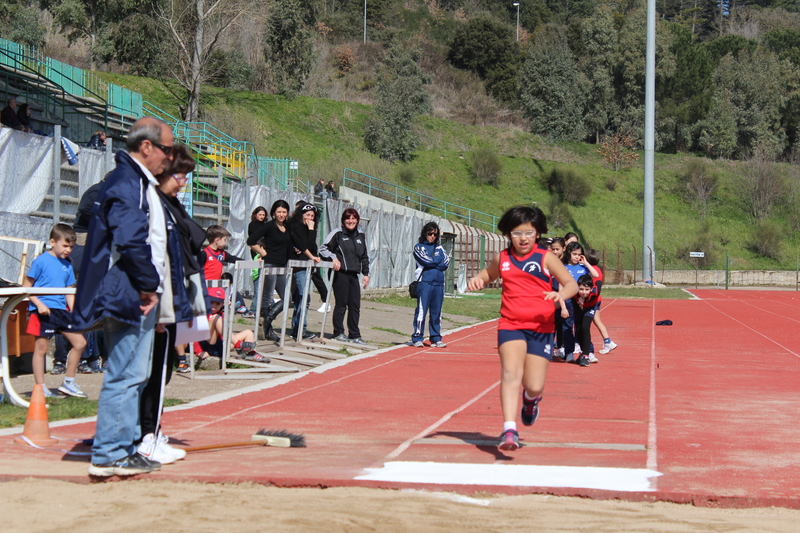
[14,384,58,446]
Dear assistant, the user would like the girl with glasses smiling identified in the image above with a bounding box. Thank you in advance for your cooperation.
[467,206,577,452]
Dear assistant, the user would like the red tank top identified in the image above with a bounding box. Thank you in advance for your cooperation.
[498,247,555,332]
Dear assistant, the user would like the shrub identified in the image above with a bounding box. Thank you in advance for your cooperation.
[680,159,719,220]
[547,196,571,230]
[676,222,718,268]
[597,132,639,171]
[542,168,591,206]
[748,220,782,260]
[335,45,355,74]
[734,157,788,221]
[398,167,415,185]
[468,148,502,187]
[605,176,618,191]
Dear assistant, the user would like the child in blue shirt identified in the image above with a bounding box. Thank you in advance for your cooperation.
[560,241,598,361]
[24,224,87,398]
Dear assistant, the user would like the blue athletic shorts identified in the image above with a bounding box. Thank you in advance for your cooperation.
[195,339,223,358]
[26,309,76,338]
[498,329,554,361]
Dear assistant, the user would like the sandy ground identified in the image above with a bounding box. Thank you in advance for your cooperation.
[3,479,799,533]
[4,294,800,531]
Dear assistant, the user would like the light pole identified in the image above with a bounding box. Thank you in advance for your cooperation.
[364,0,367,44]
[513,3,520,42]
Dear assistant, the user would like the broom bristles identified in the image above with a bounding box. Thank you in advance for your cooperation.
[256,428,306,447]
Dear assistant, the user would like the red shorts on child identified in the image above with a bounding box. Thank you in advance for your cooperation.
[26,309,76,338]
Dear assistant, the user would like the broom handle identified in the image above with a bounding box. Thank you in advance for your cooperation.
[181,441,264,453]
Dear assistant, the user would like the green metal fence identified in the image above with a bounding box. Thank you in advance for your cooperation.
[342,169,500,232]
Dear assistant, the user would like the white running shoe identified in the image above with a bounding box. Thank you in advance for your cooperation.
[317,302,331,313]
[588,353,599,364]
[599,341,617,355]
[58,381,87,398]
[138,433,177,464]
[158,432,186,461]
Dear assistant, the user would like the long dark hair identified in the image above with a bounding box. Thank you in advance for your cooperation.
[290,203,318,226]
[155,144,195,185]
[563,241,584,264]
[251,206,268,222]
[418,221,440,244]
[270,199,291,218]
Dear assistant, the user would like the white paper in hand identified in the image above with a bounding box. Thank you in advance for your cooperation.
[175,315,210,345]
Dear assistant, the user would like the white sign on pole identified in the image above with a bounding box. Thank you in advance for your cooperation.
[689,251,705,258]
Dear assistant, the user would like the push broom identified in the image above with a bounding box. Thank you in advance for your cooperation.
[179,429,306,453]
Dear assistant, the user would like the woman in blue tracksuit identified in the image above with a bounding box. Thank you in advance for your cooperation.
[411,222,450,348]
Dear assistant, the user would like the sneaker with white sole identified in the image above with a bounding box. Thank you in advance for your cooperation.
[138,433,178,465]
[42,386,57,399]
[58,381,87,398]
[588,353,599,364]
[599,341,617,354]
[498,429,520,451]
[50,361,66,375]
[158,432,186,461]
[317,302,332,313]
[431,341,447,348]
[520,395,541,426]
[333,334,349,342]
[411,341,424,347]
[88,453,157,477]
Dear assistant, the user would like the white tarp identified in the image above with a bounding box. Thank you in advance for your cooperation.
[0,129,55,214]
[78,147,108,196]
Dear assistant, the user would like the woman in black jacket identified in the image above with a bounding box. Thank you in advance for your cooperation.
[320,208,369,343]
[287,203,321,339]
[247,200,292,340]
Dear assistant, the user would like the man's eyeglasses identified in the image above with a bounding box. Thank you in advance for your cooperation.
[149,140,174,155]
[510,231,536,238]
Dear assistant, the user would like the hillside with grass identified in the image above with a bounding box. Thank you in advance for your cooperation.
[97,71,800,272]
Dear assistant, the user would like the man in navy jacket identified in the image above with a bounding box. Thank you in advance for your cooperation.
[75,117,174,477]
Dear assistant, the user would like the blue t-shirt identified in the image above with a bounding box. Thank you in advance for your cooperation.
[565,263,589,282]
[27,252,75,311]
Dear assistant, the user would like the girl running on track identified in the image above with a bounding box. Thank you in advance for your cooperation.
[467,206,578,451]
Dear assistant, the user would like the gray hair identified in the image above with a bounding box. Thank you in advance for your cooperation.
[126,117,166,152]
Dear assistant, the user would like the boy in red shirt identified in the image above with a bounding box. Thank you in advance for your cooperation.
[199,225,244,281]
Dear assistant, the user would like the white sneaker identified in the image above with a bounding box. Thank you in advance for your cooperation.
[317,302,331,313]
[588,353,599,364]
[42,386,57,399]
[138,433,178,464]
[158,432,186,461]
[58,381,87,398]
[599,341,617,354]
[431,341,447,348]
[411,341,424,348]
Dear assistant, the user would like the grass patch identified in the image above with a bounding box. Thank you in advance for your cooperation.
[0,397,187,429]
[602,287,693,299]
[372,326,405,336]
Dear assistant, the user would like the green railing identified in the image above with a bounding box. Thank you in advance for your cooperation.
[0,37,141,119]
[343,169,500,232]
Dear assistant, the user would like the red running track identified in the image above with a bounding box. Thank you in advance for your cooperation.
[1,290,798,507]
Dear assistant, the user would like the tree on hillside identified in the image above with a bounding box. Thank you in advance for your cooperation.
[698,49,793,159]
[96,8,165,77]
[577,5,616,143]
[447,14,521,101]
[0,0,46,47]
[159,0,252,121]
[364,45,432,162]
[265,0,315,98]
[518,29,586,142]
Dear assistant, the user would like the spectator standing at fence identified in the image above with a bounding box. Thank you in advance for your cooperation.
[246,206,268,316]
[467,206,578,452]
[138,144,206,464]
[1,97,24,131]
[410,221,449,348]
[288,203,321,339]
[74,116,173,477]
[24,223,87,398]
[320,208,370,344]
[291,200,331,313]
[247,199,292,341]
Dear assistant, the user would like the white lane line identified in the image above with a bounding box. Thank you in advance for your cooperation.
[379,380,500,464]
[701,299,800,359]
[647,300,658,476]
[357,461,662,492]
